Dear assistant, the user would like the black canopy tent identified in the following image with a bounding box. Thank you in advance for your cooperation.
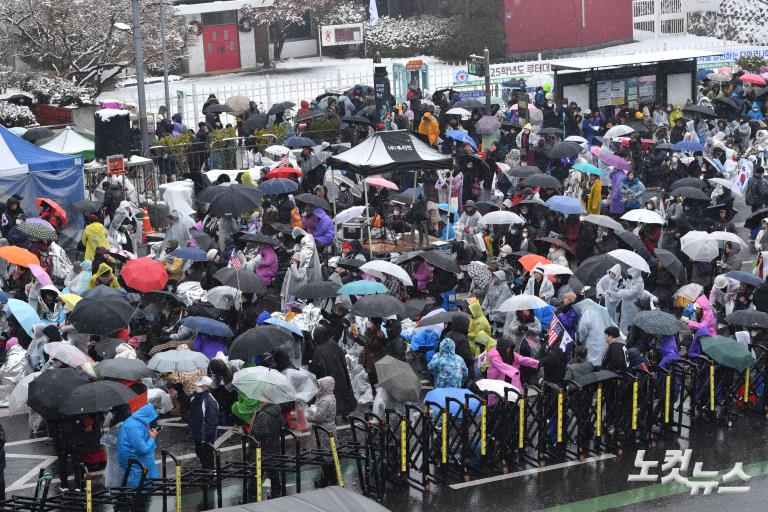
[329,130,453,253]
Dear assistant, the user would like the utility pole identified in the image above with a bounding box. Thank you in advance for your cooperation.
[131,0,149,156]
[484,47,491,110]
[159,0,171,115]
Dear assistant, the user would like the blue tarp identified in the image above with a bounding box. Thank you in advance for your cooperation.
[0,125,84,214]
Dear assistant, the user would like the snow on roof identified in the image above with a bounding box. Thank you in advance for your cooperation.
[174,0,273,15]
[548,49,724,70]
[95,109,130,122]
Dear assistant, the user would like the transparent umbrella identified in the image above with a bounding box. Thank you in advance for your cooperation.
[233,366,296,404]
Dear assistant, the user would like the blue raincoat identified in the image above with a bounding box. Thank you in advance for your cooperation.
[427,338,468,389]
[117,404,160,489]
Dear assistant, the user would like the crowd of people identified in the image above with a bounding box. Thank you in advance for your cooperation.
[0,63,767,508]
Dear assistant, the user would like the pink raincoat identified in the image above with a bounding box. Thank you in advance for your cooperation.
[255,245,278,286]
[413,260,434,291]
[687,294,717,336]
[486,347,539,393]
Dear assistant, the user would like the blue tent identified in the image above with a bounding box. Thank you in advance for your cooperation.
[0,125,84,213]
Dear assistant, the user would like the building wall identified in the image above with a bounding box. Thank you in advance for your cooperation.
[183,13,259,75]
[503,0,633,56]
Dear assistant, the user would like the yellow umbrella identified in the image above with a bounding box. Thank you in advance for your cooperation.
[59,293,82,311]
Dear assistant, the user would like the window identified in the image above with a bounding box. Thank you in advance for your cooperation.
[273,11,314,41]
[201,11,237,26]
[212,31,217,41]
[230,41,235,51]
[224,30,229,40]
[207,43,213,54]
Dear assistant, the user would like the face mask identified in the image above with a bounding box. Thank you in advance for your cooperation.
[672,158,678,164]
[366,321,373,329]
[195,386,203,393]
[522,231,528,238]
[547,102,553,107]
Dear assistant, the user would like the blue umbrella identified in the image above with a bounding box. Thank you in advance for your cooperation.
[337,280,388,295]
[436,203,458,214]
[0,291,10,304]
[425,387,482,418]
[6,298,39,337]
[572,162,603,176]
[545,195,586,215]
[445,130,477,152]
[181,316,234,338]
[726,270,764,288]
[264,317,303,336]
[171,247,209,262]
[285,136,316,148]
[258,178,299,196]
[673,140,704,153]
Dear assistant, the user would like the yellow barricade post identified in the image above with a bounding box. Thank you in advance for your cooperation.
[256,443,262,502]
[744,367,751,403]
[556,390,564,443]
[400,418,407,473]
[481,403,487,456]
[518,399,525,449]
[85,475,92,512]
[631,380,638,431]
[441,410,448,464]
[175,462,182,511]
[596,384,602,438]
[329,433,344,487]
[709,364,715,412]
[664,374,671,424]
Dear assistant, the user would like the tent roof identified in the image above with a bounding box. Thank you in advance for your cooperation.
[40,127,94,156]
[0,124,79,176]
[329,130,451,176]
[548,49,722,71]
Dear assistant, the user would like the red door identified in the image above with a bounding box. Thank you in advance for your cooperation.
[203,24,241,72]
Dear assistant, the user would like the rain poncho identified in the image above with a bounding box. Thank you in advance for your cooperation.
[427,338,468,389]
[116,404,160,489]
[305,376,336,449]
[467,302,491,355]
[596,264,621,321]
[88,262,121,289]
[193,333,228,360]
[163,210,194,250]
[687,294,717,335]
[606,267,644,334]
[481,272,512,324]
[81,221,110,261]
[658,335,681,369]
[484,335,539,393]
[577,305,612,366]
[305,208,334,247]
[65,260,92,296]
[524,270,554,301]
[280,227,321,309]
[0,343,26,407]
[251,245,278,286]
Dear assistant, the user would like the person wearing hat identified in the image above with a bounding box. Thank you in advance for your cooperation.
[188,376,219,469]
[517,123,537,165]
[524,265,554,301]
[481,270,512,331]
[459,200,483,240]
[709,274,739,322]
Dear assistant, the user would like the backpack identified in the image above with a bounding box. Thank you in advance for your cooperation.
[745,177,758,206]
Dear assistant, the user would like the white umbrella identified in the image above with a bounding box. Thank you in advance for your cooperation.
[708,231,747,248]
[583,214,624,232]
[325,172,363,198]
[496,294,549,313]
[43,342,90,367]
[207,285,241,309]
[264,145,291,156]
[361,260,414,286]
[565,135,588,144]
[674,283,704,302]
[475,378,520,400]
[541,263,574,276]
[525,73,553,88]
[604,125,635,139]
[680,230,709,252]
[334,206,367,225]
[282,368,318,403]
[445,107,472,117]
[233,366,296,404]
[414,307,447,333]
[480,210,525,225]
[682,239,719,262]
[620,209,664,225]
[8,371,40,416]
[608,249,651,273]
[708,177,742,196]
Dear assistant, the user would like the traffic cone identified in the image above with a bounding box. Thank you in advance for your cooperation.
[141,207,155,244]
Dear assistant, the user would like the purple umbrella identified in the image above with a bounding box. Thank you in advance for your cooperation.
[26,217,55,230]
[599,153,631,171]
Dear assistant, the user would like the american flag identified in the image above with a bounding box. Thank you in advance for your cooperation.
[228,249,241,269]
[547,316,561,347]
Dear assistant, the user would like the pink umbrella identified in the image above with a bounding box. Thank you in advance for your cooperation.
[739,73,766,85]
[26,217,55,230]
[28,263,53,286]
[365,176,399,190]
[599,153,631,171]
[590,146,601,156]
[511,103,541,112]
[719,66,732,74]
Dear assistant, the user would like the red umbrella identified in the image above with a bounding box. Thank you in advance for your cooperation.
[739,73,766,86]
[121,257,168,292]
[266,167,302,179]
[35,198,68,225]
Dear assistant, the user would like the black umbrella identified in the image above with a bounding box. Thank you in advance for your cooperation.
[341,115,374,126]
[546,142,582,160]
[673,186,710,201]
[243,113,269,134]
[294,280,340,299]
[214,267,266,294]
[141,290,185,308]
[459,153,491,174]
[535,236,574,254]
[538,127,564,136]
[453,99,483,109]
[96,359,154,381]
[69,296,134,335]
[419,310,470,328]
[375,356,422,402]
[713,96,739,110]
[204,184,264,216]
[337,258,365,271]
[258,177,299,196]
[295,192,332,211]
[575,254,620,285]
[350,294,405,317]
[420,250,461,273]
[573,370,618,387]
[631,310,683,336]
[399,298,432,320]
[204,103,235,114]
[683,104,718,118]
[72,199,103,213]
[654,248,686,282]
[59,381,137,416]
[285,136,316,148]
[269,222,295,236]
[189,229,216,250]
[523,174,563,189]
[727,310,768,329]
[670,177,706,190]
[475,201,502,215]
[81,284,125,299]
[295,110,326,123]
[94,339,125,359]
[267,101,295,116]
[28,368,90,419]
[23,127,55,141]
[507,165,542,178]
[229,325,295,360]
[745,208,768,230]
[238,232,279,246]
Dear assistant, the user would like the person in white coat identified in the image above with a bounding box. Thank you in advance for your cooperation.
[524,266,554,302]
[481,270,512,325]
[547,246,569,268]
[596,264,622,321]
[577,304,612,366]
[605,267,645,334]
[281,227,321,309]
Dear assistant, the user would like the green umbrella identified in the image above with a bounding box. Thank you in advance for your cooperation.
[701,336,755,371]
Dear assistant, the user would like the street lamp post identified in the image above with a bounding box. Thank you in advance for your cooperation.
[159,0,171,114]
[131,0,150,156]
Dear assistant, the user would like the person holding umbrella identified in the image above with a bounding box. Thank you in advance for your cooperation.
[250,399,285,499]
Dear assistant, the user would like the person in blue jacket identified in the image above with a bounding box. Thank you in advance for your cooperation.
[117,404,160,511]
